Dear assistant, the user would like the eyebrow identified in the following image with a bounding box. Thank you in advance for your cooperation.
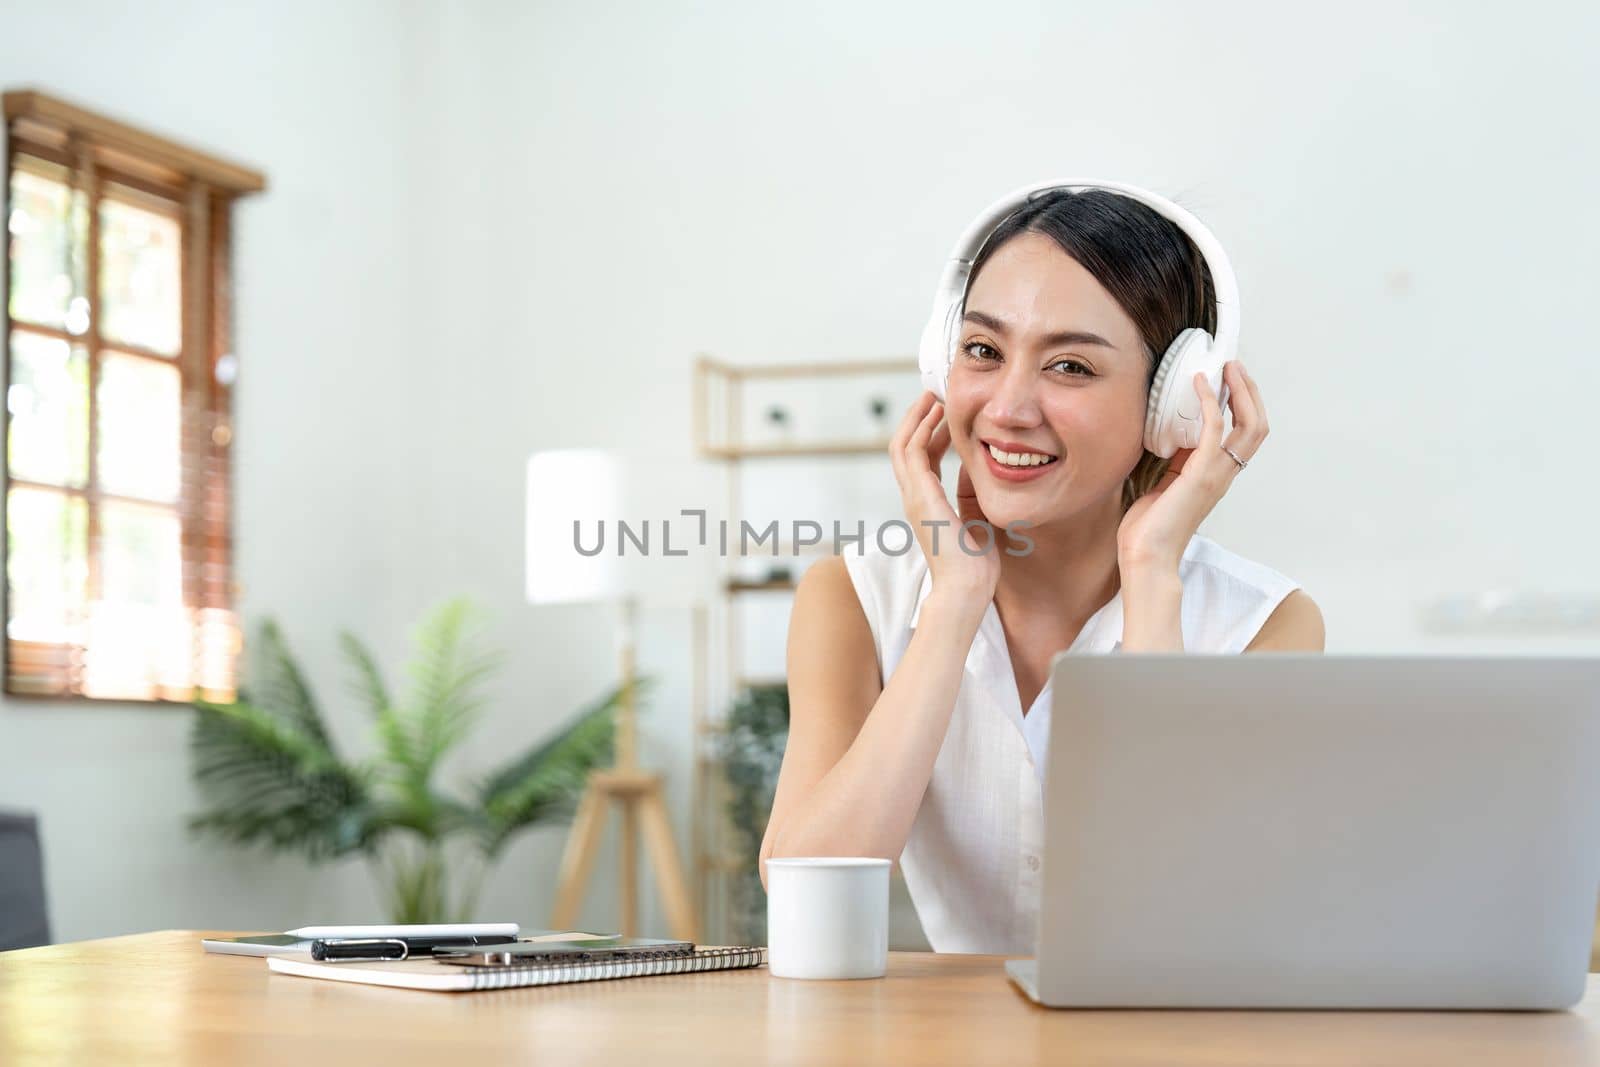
[962,309,1117,350]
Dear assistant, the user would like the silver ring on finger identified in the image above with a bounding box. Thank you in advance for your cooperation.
[1223,446,1248,471]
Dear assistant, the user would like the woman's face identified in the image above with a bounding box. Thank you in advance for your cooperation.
[947,232,1151,534]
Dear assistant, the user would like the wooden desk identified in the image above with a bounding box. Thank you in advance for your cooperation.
[3,931,1599,1065]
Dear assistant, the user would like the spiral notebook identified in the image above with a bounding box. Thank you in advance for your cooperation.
[267,944,765,992]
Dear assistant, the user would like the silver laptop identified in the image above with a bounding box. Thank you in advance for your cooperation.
[1007,654,1600,1010]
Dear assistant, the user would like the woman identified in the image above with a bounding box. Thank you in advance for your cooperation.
[758,187,1326,954]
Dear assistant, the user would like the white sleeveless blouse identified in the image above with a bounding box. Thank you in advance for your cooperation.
[840,534,1302,954]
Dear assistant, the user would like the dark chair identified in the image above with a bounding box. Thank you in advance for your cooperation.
[0,811,51,950]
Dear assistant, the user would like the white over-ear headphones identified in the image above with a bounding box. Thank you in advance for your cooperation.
[917,179,1238,459]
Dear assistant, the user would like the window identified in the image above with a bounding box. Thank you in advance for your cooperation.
[3,91,264,702]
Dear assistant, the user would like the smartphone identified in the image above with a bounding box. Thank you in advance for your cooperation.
[310,934,519,962]
[201,934,310,957]
[434,936,695,967]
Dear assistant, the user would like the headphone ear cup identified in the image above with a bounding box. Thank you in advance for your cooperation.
[1145,328,1226,458]
[918,336,946,402]
[918,301,956,401]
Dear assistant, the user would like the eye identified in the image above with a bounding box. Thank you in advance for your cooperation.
[960,340,1000,362]
[1048,358,1094,377]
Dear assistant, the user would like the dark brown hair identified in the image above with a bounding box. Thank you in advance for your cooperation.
[963,188,1217,512]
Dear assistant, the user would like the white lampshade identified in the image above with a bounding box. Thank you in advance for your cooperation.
[526,447,722,607]
[526,449,627,605]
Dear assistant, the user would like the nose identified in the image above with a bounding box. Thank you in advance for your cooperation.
[982,362,1043,429]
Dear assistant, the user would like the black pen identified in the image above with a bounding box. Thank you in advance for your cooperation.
[310,934,518,962]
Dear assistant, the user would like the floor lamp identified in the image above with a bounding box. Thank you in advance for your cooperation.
[526,449,699,941]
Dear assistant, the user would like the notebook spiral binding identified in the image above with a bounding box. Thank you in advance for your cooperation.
[468,946,766,991]
[529,947,696,963]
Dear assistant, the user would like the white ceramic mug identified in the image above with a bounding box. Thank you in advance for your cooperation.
[765,857,890,979]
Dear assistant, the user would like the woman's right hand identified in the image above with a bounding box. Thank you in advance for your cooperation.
[889,391,1001,606]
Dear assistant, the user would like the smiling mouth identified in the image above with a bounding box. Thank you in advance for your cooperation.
[982,441,1059,468]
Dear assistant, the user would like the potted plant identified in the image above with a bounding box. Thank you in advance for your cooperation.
[713,682,789,944]
[188,596,642,922]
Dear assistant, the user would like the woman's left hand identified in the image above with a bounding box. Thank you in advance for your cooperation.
[1116,359,1268,571]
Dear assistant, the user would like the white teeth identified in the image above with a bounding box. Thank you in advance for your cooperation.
[987,443,1057,468]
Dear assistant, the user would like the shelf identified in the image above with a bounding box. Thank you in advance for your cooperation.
[696,356,918,380]
[725,578,797,593]
[699,440,892,460]
[693,354,917,460]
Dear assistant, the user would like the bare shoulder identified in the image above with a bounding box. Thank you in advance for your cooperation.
[1244,589,1326,652]
[789,555,881,692]
[795,553,854,600]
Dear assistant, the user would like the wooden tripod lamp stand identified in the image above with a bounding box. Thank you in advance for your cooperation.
[526,451,698,942]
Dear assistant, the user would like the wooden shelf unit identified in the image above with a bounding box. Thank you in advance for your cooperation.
[689,353,918,944]
[693,355,915,461]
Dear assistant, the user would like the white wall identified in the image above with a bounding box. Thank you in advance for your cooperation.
[432,0,1600,653]
[3,0,1598,943]
[0,0,455,939]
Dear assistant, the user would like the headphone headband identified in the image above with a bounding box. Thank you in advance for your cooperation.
[923,179,1240,392]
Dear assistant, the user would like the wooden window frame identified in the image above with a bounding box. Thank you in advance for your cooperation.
[2,90,265,703]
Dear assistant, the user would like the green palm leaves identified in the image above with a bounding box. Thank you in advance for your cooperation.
[189,596,635,922]
[190,620,375,859]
